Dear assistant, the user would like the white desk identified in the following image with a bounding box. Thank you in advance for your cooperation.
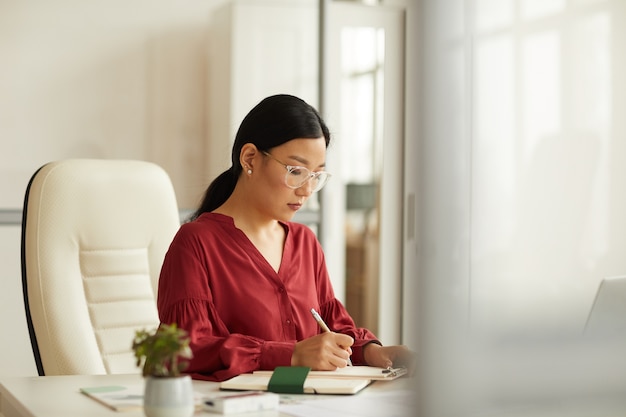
[0,373,416,417]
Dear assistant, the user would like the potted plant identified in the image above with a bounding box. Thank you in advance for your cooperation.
[132,323,194,417]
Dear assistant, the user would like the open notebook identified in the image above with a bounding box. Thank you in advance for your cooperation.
[220,367,372,395]
[254,365,407,381]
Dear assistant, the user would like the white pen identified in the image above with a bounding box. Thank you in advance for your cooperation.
[310,308,353,366]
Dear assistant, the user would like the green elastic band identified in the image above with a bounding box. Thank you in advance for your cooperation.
[267,366,310,394]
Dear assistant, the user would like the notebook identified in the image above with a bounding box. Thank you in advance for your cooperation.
[584,275,626,336]
[220,367,371,395]
[253,365,407,381]
[80,385,205,412]
[80,385,144,412]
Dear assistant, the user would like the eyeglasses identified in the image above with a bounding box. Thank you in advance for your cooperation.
[261,151,331,192]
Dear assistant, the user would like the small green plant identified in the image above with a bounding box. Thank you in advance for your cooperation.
[132,323,193,377]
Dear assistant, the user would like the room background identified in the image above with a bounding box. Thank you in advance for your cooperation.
[4,0,626,414]
[0,0,418,379]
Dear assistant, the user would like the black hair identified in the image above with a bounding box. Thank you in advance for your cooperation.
[190,94,331,220]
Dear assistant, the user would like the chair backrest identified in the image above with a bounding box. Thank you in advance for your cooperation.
[21,159,180,376]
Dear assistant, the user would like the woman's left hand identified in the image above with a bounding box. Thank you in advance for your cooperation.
[363,343,416,375]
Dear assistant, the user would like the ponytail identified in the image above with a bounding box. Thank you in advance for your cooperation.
[189,168,238,221]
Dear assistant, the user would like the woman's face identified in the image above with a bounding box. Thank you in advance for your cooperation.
[253,136,327,222]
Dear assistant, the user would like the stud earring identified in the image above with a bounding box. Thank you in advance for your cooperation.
[247,169,252,175]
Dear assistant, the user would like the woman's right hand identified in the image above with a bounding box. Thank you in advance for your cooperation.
[291,332,354,370]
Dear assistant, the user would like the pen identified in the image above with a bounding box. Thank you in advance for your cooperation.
[310,308,352,366]
[310,308,331,332]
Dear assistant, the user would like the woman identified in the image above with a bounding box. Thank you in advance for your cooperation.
[157,94,413,381]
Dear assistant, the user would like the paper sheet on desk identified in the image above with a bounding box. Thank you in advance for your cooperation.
[279,389,415,417]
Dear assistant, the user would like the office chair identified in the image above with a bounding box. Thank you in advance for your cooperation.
[21,159,180,376]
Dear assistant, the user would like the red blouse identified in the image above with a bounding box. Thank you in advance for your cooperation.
[157,212,379,381]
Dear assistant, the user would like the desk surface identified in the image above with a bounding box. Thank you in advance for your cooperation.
[0,373,416,417]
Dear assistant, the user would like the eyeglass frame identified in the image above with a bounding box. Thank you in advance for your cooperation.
[260,151,331,192]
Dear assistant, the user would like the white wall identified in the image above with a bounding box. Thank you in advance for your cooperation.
[0,0,233,210]
[418,0,626,415]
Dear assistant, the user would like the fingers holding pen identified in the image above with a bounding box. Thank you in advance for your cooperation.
[308,308,353,366]
[326,332,353,368]
[333,331,354,357]
[291,332,354,370]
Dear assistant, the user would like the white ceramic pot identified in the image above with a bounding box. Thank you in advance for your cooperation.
[143,375,194,417]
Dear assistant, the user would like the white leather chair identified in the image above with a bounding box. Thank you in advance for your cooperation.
[21,159,180,376]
